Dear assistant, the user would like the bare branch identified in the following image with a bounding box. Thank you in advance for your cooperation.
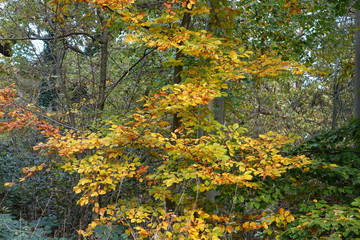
[0,32,96,42]
[101,47,156,105]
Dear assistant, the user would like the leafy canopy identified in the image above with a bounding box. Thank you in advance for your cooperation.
[1,0,315,239]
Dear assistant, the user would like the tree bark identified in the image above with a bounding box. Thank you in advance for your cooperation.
[331,57,341,129]
[97,27,109,111]
[332,82,340,129]
[96,10,110,112]
[354,10,360,119]
[172,11,191,132]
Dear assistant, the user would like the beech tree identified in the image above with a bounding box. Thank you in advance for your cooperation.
[1,0,312,238]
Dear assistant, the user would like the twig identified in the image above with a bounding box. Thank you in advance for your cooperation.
[101,47,156,105]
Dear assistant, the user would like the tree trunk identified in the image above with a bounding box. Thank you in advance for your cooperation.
[354,10,360,119]
[97,27,109,111]
[172,11,191,132]
[96,10,110,112]
[203,0,225,203]
[332,82,340,129]
[331,57,341,130]
[166,6,192,213]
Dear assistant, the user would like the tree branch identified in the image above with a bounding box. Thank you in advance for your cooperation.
[10,100,82,132]
[101,47,156,106]
[0,32,96,42]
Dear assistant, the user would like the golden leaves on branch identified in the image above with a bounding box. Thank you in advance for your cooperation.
[83,0,135,9]
[4,163,46,187]
[0,85,60,137]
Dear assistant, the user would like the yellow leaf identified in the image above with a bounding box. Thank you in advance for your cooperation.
[103,177,113,184]
[286,215,295,222]
[73,187,82,194]
[90,191,99,197]
[279,208,284,215]
[213,226,225,234]
[4,182,16,187]
[78,178,92,185]
[98,189,106,195]
[99,208,106,216]
[226,225,234,233]
[78,198,89,206]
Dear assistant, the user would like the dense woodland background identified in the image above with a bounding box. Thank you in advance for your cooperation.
[0,0,359,239]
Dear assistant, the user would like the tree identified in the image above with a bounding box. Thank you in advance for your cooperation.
[226,0,356,135]
[21,0,311,238]
[0,0,131,235]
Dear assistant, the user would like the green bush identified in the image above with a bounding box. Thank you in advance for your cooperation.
[281,200,360,239]
[0,213,67,240]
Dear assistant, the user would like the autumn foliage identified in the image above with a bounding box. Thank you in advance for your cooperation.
[0,0,317,239]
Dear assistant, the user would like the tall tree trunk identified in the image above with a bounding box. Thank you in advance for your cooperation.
[203,0,225,202]
[331,58,341,129]
[332,82,340,129]
[206,0,225,127]
[97,27,109,111]
[354,10,360,119]
[96,10,109,112]
[166,5,192,213]
[172,11,191,132]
